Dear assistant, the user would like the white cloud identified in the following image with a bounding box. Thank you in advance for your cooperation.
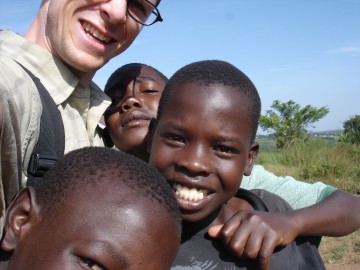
[324,46,360,54]
[341,0,360,3]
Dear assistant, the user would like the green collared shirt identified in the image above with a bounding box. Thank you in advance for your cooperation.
[241,165,337,209]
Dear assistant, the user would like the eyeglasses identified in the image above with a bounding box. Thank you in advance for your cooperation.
[127,0,163,26]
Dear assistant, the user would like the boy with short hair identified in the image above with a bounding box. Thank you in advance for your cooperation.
[148,60,326,269]
[103,61,360,267]
[0,147,181,270]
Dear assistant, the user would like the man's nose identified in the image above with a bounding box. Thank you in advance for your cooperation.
[100,0,128,25]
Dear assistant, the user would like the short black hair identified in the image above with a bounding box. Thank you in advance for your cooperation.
[104,63,168,95]
[157,60,261,142]
[28,147,181,228]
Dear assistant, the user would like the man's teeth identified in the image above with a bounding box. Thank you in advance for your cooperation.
[173,184,209,202]
[82,22,111,43]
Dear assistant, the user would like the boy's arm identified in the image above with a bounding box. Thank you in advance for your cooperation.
[290,189,360,236]
[242,165,360,234]
[209,189,360,270]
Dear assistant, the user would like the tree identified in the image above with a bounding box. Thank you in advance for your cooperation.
[339,115,360,145]
[259,100,329,148]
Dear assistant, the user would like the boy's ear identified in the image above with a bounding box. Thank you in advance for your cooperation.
[1,187,40,252]
[146,118,158,154]
[244,142,259,176]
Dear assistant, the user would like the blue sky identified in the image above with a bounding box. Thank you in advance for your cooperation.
[1,0,359,133]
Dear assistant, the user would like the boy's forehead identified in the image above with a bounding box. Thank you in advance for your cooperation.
[138,66,167,83]
[170,82,246,105]
[107,67,165,96]
[122,65,158,79]
[162,82,253,126]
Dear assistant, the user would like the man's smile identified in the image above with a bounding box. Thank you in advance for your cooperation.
[81,21,112,44]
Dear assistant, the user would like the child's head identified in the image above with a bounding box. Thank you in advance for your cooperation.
[104,63,168,161]
[1,147,181,270]
[149,60,261,223]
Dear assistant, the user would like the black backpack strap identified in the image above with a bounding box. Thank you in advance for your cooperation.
[16,62,65,181]
[97,125,114,148]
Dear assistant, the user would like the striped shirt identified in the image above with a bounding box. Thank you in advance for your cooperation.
[0,30,111,230]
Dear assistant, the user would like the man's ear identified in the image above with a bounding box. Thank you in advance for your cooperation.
[146,118,158,154]
[1,187,40,252]
[244,142,259,176]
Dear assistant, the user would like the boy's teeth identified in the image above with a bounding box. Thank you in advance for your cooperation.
[173,184,208,202]
[82,22,111,43]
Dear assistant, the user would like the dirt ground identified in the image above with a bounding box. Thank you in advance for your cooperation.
[320,229,360,270]
[325,264,360,270]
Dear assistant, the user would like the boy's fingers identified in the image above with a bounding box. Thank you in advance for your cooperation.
[208,224,223,238]
[257,236,277,270]
[258,251,271,270]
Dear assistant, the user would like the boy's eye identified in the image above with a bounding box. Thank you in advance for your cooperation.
[214,145,239,156]
[81,257,106,270]
[163,133,185,145]
[141,89,159,95]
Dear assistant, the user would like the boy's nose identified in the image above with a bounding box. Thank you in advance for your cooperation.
[177,145,212,176]
[121,97,143,111]
[100,0,128,25]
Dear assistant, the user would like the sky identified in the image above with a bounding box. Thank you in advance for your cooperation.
[1,0,359,134]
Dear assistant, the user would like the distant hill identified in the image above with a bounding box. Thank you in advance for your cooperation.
[308,129,341,136]
[257,129,341,138]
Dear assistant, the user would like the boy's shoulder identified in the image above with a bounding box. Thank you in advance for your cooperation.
[228,188,293,214]
[242,188,293,212]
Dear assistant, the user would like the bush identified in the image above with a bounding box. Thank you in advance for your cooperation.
[339,115,360,145]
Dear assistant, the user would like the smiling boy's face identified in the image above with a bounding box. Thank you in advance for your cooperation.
[1,183,180,270]
[149,82,259,223]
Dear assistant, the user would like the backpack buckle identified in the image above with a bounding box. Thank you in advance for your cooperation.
[27,153,58,177]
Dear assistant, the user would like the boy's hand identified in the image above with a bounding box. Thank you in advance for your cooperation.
[208,210,299,270]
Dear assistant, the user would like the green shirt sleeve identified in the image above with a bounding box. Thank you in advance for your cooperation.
[240,165,337,209]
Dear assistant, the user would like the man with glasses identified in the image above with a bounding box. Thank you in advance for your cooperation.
[0,0,164,232]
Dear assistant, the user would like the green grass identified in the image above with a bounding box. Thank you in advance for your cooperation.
[256,136,360,194]
[256,136,360,265]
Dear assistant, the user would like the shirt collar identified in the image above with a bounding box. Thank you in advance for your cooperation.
[0,30,82,105]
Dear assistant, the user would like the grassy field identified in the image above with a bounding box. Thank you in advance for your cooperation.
[256,136,360,194]
[255,135,360,266]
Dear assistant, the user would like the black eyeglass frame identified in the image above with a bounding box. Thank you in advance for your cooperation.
[127,0,163,26]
